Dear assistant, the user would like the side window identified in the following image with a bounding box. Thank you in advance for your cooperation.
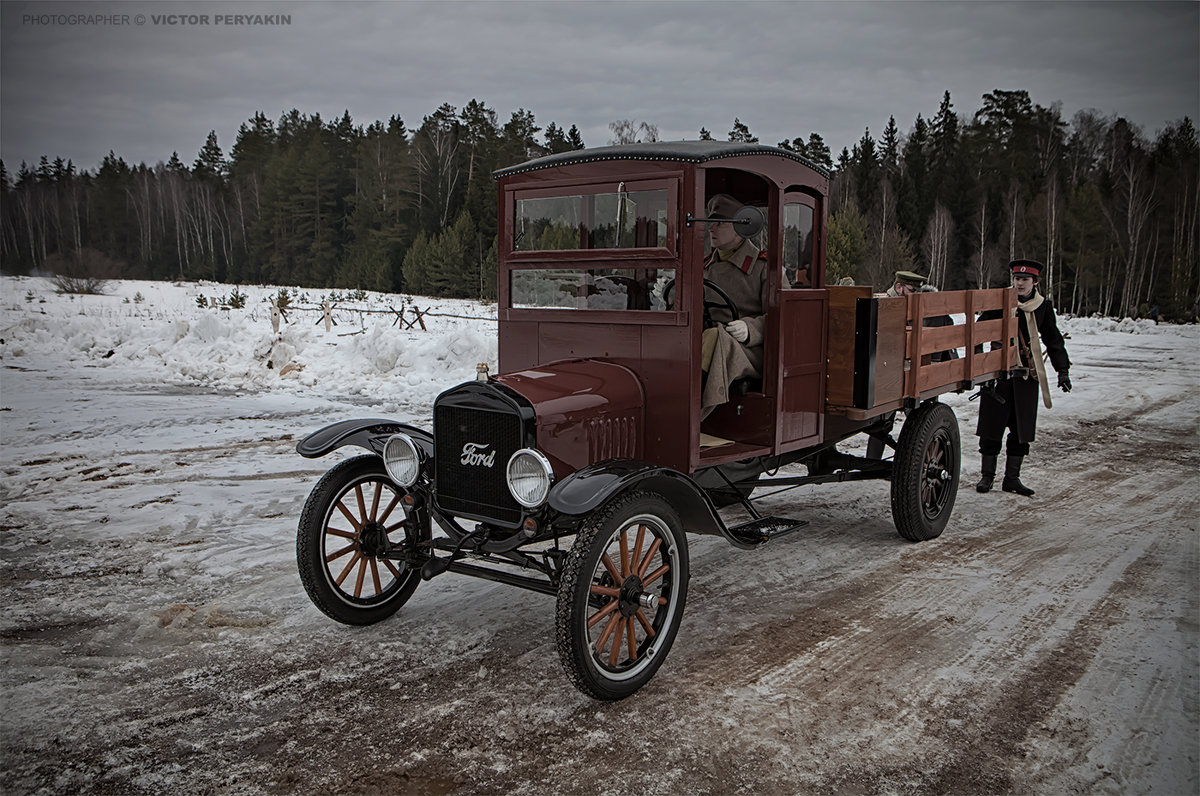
[513,184,672,253]
[784,202,815,287]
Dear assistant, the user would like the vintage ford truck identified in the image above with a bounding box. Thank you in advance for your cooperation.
[294,141,1018,699]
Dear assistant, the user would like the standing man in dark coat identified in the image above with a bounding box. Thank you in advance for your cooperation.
[975,259,1072,496]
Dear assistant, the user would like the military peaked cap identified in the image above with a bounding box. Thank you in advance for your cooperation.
[894,270,928,286]
[706,193,744,221]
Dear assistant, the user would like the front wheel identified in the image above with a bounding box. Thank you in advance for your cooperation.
[890,401,960,541]
[297,455,424,625]
[555,491,689,700]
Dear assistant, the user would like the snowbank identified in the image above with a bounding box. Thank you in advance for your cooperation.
[1,276,498,409]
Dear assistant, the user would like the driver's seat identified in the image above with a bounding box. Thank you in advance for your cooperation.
[730,377,762,396]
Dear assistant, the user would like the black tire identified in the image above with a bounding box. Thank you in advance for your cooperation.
[555,491,689,700]
[297,455,423,625]
[890,401,960,542]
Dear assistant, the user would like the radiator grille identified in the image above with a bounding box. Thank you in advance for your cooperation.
[434,402,523,525]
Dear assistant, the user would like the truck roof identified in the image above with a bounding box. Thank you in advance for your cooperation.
[494,140,830,179]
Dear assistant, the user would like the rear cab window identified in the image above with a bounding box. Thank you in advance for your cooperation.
[783,197,816,288]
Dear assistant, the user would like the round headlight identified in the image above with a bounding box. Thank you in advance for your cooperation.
[506,449,554,508]
[382,433,421,487]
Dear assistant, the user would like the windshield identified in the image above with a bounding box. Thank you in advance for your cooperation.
[514,186,669,251]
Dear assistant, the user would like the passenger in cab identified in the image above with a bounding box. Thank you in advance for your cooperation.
[701,194,786,419]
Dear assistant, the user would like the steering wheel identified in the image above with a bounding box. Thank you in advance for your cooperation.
[663,278,740,328]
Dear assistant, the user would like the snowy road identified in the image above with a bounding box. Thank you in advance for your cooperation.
[1,279,1197,794]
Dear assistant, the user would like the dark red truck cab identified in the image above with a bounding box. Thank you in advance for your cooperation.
[295,142,1019,699]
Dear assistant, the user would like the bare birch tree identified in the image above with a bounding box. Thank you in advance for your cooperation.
[922,202,953,287]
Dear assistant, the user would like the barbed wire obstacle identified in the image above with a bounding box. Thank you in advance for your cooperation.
[273,301,498,330]
[393,304,426,330]
[315,301,337,331]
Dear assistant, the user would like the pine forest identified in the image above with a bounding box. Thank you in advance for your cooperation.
[1,91,1196,320]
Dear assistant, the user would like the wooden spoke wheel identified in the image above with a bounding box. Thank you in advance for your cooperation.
[891,401,961,542]
[920,432,955,518]
[556,491,689,700]
[297,455,423,625]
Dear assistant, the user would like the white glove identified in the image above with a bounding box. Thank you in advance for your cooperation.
[726,319,749,343]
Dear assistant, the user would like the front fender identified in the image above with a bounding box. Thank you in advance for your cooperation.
[296,418,434,459]
[548,459,758,550]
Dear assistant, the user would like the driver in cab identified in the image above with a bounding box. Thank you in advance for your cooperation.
[701,193,785,419]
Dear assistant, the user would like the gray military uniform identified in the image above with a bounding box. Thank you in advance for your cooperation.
[701,238,785,417]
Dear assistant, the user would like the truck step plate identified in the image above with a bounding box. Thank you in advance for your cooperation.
[728,516,809,546]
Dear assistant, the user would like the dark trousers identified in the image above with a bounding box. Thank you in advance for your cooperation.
[979,434,1030,457]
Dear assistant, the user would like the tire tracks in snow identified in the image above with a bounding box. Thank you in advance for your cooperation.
[652,402,1195,792]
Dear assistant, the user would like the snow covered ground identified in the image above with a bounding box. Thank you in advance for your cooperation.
[1,275,1197,794]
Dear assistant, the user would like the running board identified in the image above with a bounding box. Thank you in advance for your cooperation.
[727,516,809,547]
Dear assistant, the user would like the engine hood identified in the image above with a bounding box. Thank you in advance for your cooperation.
[492,359,644,475]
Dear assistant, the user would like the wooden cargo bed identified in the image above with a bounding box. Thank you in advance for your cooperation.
[825,286,1018,420]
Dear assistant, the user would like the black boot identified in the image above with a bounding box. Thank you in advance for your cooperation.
[1002,455,1035,496]
[975,454,997,493]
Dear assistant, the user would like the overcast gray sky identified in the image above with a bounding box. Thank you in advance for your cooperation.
[2,0,1197,175]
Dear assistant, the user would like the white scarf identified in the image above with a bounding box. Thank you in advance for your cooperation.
[1018,291,1052,409]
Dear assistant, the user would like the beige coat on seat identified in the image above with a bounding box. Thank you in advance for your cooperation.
[701,238,784,418]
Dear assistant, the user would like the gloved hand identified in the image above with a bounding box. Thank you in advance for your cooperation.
[725,319,749,343]
[1058,371,1072,392]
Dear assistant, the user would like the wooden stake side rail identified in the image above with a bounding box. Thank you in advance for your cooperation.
[826,287,1017,420]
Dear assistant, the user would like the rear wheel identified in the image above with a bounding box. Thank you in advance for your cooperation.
[297,455,423,624]
[555,491,689,700]
[890,401,960,541]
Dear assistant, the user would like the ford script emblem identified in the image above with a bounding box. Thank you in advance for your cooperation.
[460,442,496,468]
